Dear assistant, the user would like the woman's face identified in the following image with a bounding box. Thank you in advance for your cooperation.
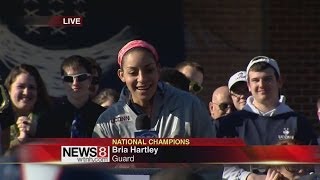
[118,49,160,105]
[9,73,38,115]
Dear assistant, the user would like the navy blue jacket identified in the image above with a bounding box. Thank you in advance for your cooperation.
[217,110,317,145]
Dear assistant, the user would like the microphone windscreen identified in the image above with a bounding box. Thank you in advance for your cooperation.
[135,114,151,130]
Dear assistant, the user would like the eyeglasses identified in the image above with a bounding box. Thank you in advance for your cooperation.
[91,76,100,85]
[189,81,203,94]
[62,73,91,83]
[230,87,250,99]
[230,92,241,99]
[212,102,232,111]
[230,91,250,99]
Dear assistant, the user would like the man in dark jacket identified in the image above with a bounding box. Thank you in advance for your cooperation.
[218,56,318,180]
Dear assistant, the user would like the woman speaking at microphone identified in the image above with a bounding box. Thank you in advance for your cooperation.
[92,40,215,138]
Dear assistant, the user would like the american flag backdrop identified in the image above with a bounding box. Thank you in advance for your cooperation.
[0,0,184,97]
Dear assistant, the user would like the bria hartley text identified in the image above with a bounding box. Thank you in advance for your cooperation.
[112,146,158,155]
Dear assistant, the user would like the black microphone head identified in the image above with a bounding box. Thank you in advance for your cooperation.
[135,114,151,130]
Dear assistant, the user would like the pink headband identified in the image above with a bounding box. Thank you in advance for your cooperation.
[117,40,159,67]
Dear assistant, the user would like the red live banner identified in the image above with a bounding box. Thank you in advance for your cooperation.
[22,16,84,27]
[13,138,320,164]
[48,16,83,27]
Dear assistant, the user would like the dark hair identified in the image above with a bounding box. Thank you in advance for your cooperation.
[160,67,190,91]
[151,168,205,180]
[175,61,204,76]
[86,57,102,78]
[92,88,120,106]
[60,55,92,76]
[5,64,51,112]
[248,62,279,80]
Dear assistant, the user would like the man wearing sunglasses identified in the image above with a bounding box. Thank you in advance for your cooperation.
[228,71,251,110]
[209,86,234,121]
[175,61,204,94]
[218,56,318,180]
[37,55,105,138]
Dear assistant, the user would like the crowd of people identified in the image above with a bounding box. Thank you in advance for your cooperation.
[0,39,319,179]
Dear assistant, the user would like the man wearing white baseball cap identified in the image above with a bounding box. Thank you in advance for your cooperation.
[228,71,250,110]
[219,56,318,180]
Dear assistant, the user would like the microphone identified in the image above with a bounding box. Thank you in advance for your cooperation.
[134,114,158,138]
[135,114,151,130]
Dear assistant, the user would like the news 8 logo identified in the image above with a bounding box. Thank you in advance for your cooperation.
[61,146,110,163]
